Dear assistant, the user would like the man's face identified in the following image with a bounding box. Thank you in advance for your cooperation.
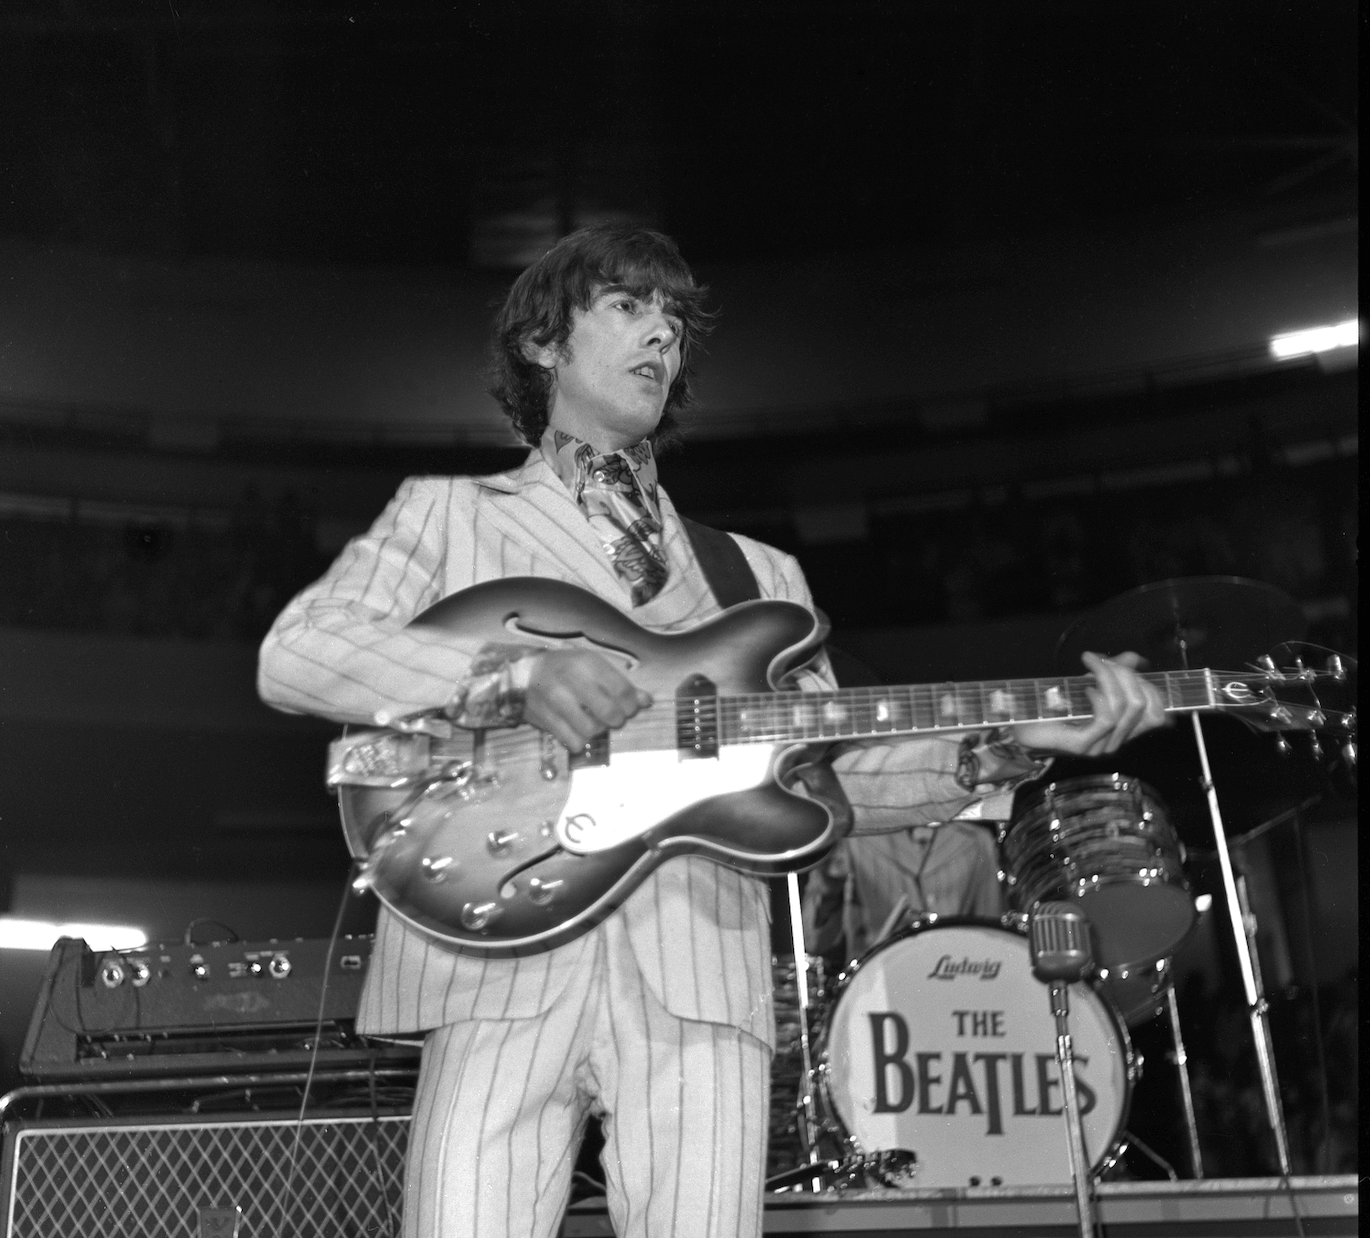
[538,287,683,451]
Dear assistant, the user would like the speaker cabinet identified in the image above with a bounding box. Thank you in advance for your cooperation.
[1,1109,408,1237]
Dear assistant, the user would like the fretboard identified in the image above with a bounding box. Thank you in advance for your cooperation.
[714,669,1217,746]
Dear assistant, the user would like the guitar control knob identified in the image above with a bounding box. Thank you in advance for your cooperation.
[461,902,504,931]
[528,877,564,906]
[268,955,291,980]
[487,830,518,857]
[129,960,151,987]
[421,855,455,883]
[190,962,209,981]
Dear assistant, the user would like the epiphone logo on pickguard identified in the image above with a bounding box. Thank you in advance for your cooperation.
[927,954,1002,981]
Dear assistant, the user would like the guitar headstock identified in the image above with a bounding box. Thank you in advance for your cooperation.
[1219,647,1357,766]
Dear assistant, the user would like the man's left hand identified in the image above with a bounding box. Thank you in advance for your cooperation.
[1009,651,1167,757]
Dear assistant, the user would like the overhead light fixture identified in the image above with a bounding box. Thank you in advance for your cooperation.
[1268,317,1359,360]
[0,917,149,952]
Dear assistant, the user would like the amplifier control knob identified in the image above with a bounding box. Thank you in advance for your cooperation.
[129,961,151,987]
[248,961,264,977]
[99,960,126,988]
[269,954,292,980]
[190,963,209,981]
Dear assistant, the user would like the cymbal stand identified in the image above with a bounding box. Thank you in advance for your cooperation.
[1164,984,1204,1177]
[785,872,823,1191]
[1186,709,1293,1174]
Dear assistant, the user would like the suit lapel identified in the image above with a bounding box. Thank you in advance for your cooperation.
[477,452,631,601]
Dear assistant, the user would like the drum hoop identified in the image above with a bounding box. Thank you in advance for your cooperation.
[1010,773,1172,832]
[810,913,1136,1177]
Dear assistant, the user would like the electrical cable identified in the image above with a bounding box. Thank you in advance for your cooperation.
[273,863,357,1238]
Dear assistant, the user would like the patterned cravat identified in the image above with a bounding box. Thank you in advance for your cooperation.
[543,428,669,605]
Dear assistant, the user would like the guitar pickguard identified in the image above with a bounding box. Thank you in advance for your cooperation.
[554,745,778,854]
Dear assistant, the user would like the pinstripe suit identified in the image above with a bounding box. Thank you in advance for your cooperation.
[258,447,1023,1235]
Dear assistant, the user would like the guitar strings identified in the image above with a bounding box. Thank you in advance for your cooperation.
[465,669,1229,762]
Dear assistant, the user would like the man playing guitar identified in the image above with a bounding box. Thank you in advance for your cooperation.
[258,223,1165,1238]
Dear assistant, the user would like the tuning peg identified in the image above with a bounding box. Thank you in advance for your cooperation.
[1308,733,1323,761]
[1257,654,1279,677]
[1326,654,1346,681]
[1273,734,1292,757]
[1341,740,1357,767]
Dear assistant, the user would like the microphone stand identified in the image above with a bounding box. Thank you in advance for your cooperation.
[1031,904,1099,1238]
[1177,625,1293,1174]
[785,871,823,1192]
[1048,977,1098,1238]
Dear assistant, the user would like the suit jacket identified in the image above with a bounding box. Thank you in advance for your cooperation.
[258,449,1011,1046]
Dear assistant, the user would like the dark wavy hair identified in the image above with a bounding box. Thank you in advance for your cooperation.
[489,223,715,448]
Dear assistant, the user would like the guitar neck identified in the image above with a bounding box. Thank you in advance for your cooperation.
[718,669,1218,746]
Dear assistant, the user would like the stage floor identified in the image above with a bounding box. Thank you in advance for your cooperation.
[561,1176,1358,1236]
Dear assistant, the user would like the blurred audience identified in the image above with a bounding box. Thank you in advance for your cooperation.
[0,460,1355,654]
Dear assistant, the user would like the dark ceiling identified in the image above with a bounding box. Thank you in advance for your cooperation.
[0,0,1358,268]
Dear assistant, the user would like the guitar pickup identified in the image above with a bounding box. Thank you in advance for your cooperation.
[676,674,720,759]
[568,731,611,770]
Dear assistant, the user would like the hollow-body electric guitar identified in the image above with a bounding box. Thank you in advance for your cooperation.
[328,577,1353,957]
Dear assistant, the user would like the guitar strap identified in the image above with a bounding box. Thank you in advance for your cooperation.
[678,515,761,608]
[680,514,855,843]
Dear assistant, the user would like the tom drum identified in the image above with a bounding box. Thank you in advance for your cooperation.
[1003,774,1195,973]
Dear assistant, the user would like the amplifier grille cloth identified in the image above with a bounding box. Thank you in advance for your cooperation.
[6,1113,408,1238]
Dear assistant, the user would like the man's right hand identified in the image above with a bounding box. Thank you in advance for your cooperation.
[523,649,653,751]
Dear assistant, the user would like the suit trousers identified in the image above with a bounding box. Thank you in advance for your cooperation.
[403,912,772,1238]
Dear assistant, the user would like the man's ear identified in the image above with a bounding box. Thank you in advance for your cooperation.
[522,336,559,370]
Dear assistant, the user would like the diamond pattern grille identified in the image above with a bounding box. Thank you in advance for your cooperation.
[6,1113,407,1238]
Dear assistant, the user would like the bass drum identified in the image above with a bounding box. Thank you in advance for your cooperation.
[817,917,1132,1188]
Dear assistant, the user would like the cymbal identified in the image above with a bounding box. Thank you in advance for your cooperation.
[1055,576,1307,672]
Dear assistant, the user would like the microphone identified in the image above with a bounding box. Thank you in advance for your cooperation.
[1029,901,1095,985]
[1029,901,1100,1238]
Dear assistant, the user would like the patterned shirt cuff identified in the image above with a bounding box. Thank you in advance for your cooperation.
[954,728,1052,794]
[445,643,541,728]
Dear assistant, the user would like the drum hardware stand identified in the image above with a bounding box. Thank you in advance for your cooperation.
[1164,985,1204,1178]
[785,872,824,1192]
[1186,708,1293,1175]
[1029,903,1099,1238]
[874,894,911,946]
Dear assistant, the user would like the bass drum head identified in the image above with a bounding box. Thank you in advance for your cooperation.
[819,917,1130,1188]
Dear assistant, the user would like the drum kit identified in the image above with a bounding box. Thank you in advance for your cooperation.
[769,576,1356,1201]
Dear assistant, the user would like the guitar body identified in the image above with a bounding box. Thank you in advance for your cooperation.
[338,578,843,957]
[334,578,1353,958]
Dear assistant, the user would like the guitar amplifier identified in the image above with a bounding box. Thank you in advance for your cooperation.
[19,935,419,1081]
[0,1108,408,1238]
